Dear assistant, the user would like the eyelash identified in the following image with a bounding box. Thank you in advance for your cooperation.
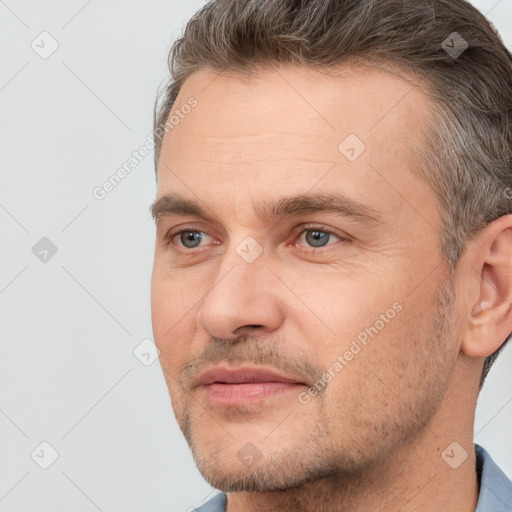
[163,224,350,253]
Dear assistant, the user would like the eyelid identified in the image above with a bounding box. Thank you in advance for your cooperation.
[163,224,215,248]
[291,223,347,239]
[290,223,351,251]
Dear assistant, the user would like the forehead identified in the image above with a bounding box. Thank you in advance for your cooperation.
[163,64,428,150]
[157,64,437,225]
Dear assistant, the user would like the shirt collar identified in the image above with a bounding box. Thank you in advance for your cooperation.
[474,443,512,512]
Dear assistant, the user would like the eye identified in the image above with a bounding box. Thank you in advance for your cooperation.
[164,225,348,253]
[295,227,344,250]
[165,228,214,249]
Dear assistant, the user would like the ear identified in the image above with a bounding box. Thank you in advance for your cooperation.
[462,214,512,358]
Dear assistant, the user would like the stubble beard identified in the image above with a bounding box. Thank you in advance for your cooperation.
[173,274,457,495]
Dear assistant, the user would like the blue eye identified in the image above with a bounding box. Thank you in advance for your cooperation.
[165,225,346,252]
[179,230,205,249]
[174,230,213,249]
[294,227,345,251]
[300,229,338,248]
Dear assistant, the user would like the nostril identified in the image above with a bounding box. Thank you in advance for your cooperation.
[233,324,266,336]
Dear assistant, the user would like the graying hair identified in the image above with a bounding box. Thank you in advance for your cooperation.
[153,0,512,389]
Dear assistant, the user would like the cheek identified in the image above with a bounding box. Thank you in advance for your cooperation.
[289,270,434,404]
[286,268,396,354]
[151,268,197,373]
[317,296,445,442]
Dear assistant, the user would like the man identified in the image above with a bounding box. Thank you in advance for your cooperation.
[150,0,512,510]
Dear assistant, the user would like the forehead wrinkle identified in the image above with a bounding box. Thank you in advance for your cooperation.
[170,130,340,165]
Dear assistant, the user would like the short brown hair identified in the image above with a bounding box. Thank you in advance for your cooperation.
[153,0,512,389]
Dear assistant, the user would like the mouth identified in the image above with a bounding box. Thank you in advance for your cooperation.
[195,366,307,405]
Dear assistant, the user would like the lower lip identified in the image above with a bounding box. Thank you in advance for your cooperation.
[201,382,305,405]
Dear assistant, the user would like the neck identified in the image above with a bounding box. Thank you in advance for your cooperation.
[227,436,478,512]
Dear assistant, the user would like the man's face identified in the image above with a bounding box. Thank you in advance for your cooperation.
[151,65,461,491]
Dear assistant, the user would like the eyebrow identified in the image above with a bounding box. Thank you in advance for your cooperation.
[150,192,383,226]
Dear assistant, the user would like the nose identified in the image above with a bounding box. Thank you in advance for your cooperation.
[195,251,285,340]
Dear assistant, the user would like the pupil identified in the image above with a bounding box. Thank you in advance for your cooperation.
[182,231,202,248]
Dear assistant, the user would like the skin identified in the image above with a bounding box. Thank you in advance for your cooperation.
[150,65,512,512]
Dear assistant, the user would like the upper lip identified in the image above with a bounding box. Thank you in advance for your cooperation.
[196,366,305,387]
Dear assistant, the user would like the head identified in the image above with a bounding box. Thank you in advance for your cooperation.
[150,0,512,493]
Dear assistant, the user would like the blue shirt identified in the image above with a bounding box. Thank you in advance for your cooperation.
[190,444,512,512]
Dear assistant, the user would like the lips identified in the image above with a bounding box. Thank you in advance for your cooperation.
[194,366,307,405]
[196,366,304,387]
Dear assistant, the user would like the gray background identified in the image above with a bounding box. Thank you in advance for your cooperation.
[1,1,511,510]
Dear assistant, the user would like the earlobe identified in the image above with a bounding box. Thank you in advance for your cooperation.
[462,216,512,359]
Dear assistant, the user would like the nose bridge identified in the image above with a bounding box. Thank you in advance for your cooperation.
[195,234,283,338]
[205,234,268,309]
